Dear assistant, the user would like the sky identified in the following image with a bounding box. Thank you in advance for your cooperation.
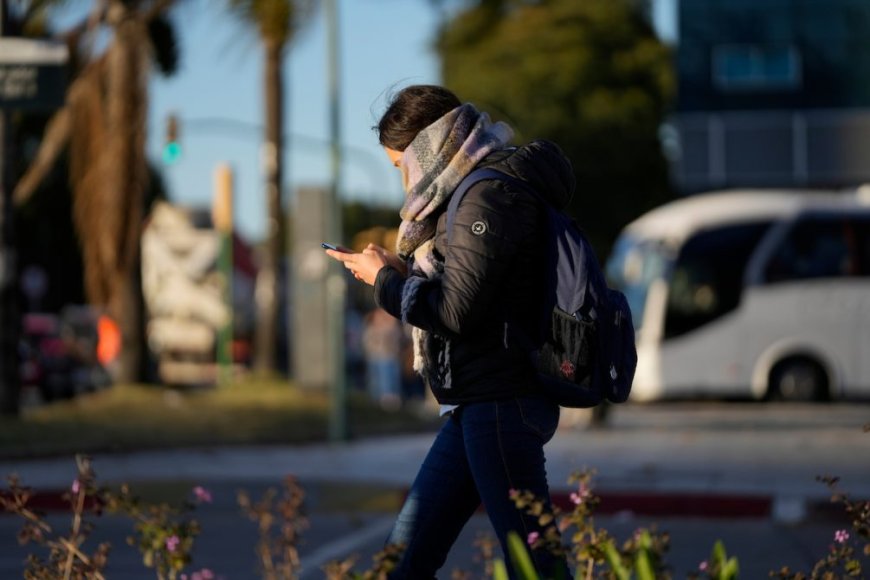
[50,0,676,243]
[50,0,449,242]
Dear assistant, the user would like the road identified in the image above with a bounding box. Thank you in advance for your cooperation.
[1,402,868,578]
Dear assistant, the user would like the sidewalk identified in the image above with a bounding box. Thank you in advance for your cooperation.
[3,403,867,523]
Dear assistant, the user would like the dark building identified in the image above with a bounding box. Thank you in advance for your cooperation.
[668,0,870,192]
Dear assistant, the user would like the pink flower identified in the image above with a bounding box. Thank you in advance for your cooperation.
[699,561,708,571]
[834,529,850,544]
[71,479,81,494]
[570,482,590,505]
[508,488,519,499]
[191,570,215,580]
[165,535,181,553]
[193,486,213,503]
[527,531,540,546]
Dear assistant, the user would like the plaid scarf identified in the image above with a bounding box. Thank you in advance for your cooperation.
[395,103,513,390]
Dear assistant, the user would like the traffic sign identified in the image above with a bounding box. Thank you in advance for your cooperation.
[0,38,68,111]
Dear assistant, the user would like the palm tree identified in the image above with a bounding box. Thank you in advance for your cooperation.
[13,0,180,384]
[226,0,314,374]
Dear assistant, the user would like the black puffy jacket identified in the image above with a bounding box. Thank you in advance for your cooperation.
[374,140,576,405]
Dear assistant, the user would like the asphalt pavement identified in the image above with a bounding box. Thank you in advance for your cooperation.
[1,402,868,578]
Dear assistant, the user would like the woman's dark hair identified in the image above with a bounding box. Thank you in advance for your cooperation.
[375,85,462,151]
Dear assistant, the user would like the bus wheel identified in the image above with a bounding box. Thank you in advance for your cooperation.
[767,358,828,402]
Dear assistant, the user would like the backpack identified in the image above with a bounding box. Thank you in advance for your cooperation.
[446,167,637,407]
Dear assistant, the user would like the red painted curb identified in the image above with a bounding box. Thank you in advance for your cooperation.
[551,491,772,519]
[5,488,774,519]
[391,488,774,519]
[1,490,102,514]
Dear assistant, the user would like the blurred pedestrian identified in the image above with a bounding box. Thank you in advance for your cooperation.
[362,307,403,410]
[344,306,367,392]
[326,84,573,579]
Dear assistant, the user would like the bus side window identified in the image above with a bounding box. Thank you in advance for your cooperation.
[664,222,772,340]
[763,216,869,283]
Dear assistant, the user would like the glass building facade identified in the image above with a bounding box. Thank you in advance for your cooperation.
[670,0,870,191]
[678,0,870,111]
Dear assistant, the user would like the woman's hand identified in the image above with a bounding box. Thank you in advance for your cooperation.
[326,246,390,286]
[363,243,407,277]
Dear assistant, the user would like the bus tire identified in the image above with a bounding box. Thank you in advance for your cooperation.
[767,357,829,402]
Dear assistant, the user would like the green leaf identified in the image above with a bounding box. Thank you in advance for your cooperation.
[635,548,655,580]
[637,529,653,550]
[493,559,510,580]
[721,557,740,580]
[507,531,541,580]
[709,541,739,580]
[602,541,631,580]
[711,540,727,565]
[633,530,656,580]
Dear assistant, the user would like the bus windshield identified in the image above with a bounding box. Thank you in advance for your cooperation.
[664,222,774,339]
[605,235,673,330]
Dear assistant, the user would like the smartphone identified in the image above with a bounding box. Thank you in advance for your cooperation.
[321,242,350,253]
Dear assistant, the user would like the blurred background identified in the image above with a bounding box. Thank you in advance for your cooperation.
[1,0,869,438]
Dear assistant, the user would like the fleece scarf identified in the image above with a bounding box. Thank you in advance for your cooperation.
[395,103,513,391]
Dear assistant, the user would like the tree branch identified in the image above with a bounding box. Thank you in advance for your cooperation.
[12,106,71,206]
[58,538,106,580]
[13,52,108,206]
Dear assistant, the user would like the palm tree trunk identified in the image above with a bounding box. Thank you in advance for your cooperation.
[253,39,284,373]
[11,1,169,387]
[103,2,149,383]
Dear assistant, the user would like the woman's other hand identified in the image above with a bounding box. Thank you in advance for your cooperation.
[364,243,407,277]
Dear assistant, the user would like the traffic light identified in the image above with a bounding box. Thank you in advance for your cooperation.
[162,113,181,165]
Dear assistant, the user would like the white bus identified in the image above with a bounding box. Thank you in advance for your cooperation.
[605,188,870,402]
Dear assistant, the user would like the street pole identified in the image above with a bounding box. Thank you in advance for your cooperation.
[325,0,347,442]
[213,163,234,387]
[0,2,21,416]
[0,106,21,416]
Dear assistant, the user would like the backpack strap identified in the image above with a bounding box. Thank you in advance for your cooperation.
[446,168,539,244]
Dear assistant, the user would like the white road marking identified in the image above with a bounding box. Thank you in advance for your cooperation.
[299,516,396,579]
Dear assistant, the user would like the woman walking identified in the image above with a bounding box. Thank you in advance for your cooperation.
[326,84,573,579]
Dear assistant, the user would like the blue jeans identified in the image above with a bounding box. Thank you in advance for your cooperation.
[386,396,571,579]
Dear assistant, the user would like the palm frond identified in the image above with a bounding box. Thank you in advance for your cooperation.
[227,0,316,46]
[147,13,179,76]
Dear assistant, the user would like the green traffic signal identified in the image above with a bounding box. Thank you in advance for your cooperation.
[163,113,181,164]
[162,141,182,165]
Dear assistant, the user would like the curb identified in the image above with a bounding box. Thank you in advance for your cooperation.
[552,491,771,519]
[4,486,843,524]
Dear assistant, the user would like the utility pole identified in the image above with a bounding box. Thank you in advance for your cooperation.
[325,0,347,442]
[0,2,20,415]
